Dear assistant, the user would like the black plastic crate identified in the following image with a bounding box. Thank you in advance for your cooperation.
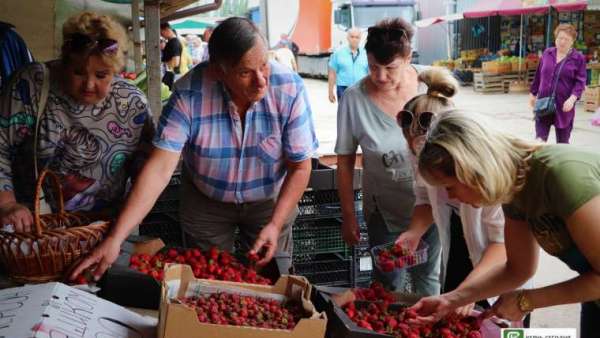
[297,189,362,219]
[292,252,352,287]
[149,198,179,214]
[139,212,183,246]
[293,218,351,257]
[308,158,363,191]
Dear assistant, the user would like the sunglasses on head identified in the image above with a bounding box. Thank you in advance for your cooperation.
[397,110,434,134]
[65,33,118,55]
[367,26,407,41]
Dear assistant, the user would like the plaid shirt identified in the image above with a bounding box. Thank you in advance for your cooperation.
[154,61,318,203]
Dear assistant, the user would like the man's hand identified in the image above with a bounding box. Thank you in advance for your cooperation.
[70,235,123,281]
[328,90,336,103]
[250,223,281,266]
[0,202,33,232]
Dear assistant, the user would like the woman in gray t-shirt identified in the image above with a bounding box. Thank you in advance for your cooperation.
[335,18,441,295]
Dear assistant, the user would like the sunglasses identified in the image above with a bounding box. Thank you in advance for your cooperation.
[397,110,434,134]
[65,33,118,55]
[367,26,407,41]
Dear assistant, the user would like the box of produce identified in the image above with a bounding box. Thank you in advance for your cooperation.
[157,264,327,338]
[98,236,291,309]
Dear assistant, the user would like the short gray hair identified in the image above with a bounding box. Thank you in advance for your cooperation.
[209,17,265,68]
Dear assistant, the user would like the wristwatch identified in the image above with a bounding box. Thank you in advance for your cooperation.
[517,290,534,313]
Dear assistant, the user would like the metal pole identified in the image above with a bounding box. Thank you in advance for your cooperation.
[519,14,523,74]
[144,0,162,121]
[131,0,143,74]
[487,16,490,51]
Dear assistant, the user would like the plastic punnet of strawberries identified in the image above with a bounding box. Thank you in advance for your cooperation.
[344,301,482,338]
[179,292,305,330]
[128,247,271,284]
[376,242,418,273]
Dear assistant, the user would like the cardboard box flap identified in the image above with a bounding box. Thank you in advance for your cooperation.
[133,237,165,255]
[0,282,155,338]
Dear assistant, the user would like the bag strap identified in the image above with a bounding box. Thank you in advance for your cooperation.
[33,63,50,180]
[549,49,571,98]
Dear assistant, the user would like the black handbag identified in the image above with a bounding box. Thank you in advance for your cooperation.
[534,50,570,118]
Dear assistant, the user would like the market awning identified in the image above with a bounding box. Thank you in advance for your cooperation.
[463,0,587,18]
[415,13,464,28]
[551,0,588,12]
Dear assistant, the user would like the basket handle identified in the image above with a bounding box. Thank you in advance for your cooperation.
[33,169,66,236]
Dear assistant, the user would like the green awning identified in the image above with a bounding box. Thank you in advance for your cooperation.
[171,19,212,30]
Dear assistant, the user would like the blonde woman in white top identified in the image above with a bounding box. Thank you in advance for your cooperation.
[396,68,531,323]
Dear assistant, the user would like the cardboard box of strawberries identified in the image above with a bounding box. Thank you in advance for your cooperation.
[97,236,291,309]
[157,264,327,338]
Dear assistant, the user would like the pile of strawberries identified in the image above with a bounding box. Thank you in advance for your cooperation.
[376,243,419,272]
[179,292,304,330]
[344,301,482,338]
[128,247,271,284]
[352,281,396,303]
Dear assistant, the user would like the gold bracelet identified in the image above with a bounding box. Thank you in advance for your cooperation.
[517,290,534,313]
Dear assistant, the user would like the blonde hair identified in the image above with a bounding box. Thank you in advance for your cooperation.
[554,23,577,40]
[404,67,458,113]
[417,110,542,205]
[61,12,128,72]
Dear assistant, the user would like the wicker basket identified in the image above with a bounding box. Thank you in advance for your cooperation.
[0,170,110,283]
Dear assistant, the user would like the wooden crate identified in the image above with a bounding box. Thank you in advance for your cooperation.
[527,69,536,83]
[584,101,599,112]
[509,80,530,93]
[482,61,512,75]
[473,73,508,93]
[583,86,600,104]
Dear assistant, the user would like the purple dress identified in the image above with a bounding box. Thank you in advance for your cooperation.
[530,47,587,129]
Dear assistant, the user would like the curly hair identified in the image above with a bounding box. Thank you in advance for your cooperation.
[61,11,128,72]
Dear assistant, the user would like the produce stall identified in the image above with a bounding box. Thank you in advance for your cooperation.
[0,160,524,338]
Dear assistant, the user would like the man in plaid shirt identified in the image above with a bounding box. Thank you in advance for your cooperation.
[73,17,318,279]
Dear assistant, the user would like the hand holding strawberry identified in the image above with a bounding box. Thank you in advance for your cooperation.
[250,223,280,267]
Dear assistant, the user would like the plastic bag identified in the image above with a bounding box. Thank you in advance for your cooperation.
[591,109,600,127]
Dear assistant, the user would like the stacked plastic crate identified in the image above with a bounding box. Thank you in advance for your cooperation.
[291,160,367,287]
[138,172,184,246]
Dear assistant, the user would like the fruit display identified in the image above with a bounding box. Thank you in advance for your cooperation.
[343,301,482,338]
[352,281,396,303]
[373,242,427,273]
[128,247,271,284]
[178,292,305,330]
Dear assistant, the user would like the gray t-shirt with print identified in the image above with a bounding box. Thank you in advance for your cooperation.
[335,65,426,232]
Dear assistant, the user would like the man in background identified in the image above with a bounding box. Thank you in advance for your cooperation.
[160,22,182,89]
[327,28,368,103]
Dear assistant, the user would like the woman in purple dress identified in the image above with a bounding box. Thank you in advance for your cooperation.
[529,24,587,144]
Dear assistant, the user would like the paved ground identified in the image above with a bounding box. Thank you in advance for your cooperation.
[303,77,600,332]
